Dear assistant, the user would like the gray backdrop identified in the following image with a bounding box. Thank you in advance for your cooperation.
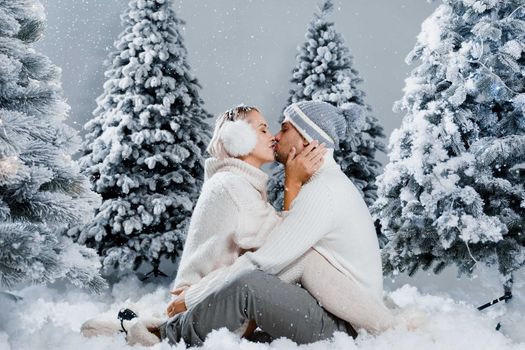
[36,0,439,165]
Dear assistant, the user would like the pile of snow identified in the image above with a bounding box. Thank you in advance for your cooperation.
[1,273,524,350]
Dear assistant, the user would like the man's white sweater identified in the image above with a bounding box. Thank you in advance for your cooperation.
[183,152,395,332]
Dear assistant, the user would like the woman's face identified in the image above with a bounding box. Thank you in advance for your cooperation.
[241,110,275,167]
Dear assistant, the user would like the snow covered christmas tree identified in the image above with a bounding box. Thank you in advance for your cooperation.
[0,0,105,292]
[374,0,525,294]
[72,0,211,276]
[268,0,385,210]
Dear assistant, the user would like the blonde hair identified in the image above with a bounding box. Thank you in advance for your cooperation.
[207,104,259,159]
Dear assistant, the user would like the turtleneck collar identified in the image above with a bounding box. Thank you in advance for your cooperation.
[204,157,269,194]
[306,149,338,184]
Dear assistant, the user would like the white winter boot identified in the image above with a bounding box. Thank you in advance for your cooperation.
[81,316,135,338]
[81,308,139,338]
[126,317,165,347]
[396,305,427,331]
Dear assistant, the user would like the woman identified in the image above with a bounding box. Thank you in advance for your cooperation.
[166,104,326,319]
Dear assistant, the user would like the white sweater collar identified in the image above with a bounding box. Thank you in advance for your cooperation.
[306,149,338,183]
[204,157,269,193]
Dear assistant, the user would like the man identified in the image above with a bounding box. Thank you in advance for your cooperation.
[156,100,390,345]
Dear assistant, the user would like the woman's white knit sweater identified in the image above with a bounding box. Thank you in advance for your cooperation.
[173,157,281,290]
[176,155,396,334]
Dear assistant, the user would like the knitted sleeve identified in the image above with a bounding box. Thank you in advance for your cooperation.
[224,179,283,250]
[184,182,334,309]
[172,178,239,291]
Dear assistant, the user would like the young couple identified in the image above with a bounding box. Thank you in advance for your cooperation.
[83,100,419,346]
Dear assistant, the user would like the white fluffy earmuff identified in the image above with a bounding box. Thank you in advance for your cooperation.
[219,119,257,157]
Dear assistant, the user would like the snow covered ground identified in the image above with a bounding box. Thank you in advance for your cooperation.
[1,266,524,350]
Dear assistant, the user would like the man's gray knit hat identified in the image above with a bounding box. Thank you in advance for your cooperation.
[283,100,347,149]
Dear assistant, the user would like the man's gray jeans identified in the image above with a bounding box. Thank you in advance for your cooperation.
[160,269,358,346]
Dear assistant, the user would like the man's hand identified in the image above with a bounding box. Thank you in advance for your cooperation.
[171,286,187,296]
[166,289,187,317]
[285,140,327,186]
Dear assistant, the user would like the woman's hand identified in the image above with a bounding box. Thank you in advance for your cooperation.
[283,141,326,210]
[166,289,187,317]
[284,140,327,185]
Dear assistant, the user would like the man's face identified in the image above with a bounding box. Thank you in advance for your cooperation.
[273,122,308,164]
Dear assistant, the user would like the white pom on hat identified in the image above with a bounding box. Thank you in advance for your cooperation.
[219,119,257,157]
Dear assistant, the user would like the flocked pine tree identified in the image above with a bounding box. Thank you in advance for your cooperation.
[0,0,105,292]
[72,0,211,276]
[268,0,385,210]
[373,0,525,295]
